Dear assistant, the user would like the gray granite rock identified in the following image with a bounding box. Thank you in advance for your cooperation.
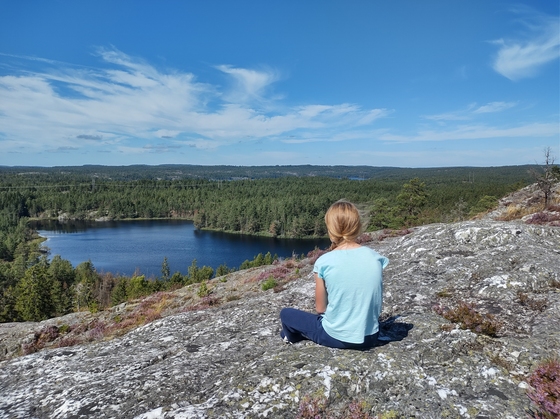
[0,220,559,418]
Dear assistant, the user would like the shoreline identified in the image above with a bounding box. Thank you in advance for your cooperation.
[28,216,329,241]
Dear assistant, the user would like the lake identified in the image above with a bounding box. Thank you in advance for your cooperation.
[32,219,330,277]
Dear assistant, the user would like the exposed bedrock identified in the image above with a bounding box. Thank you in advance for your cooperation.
[1,220,559,418]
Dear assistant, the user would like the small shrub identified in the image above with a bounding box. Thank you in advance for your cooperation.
[433,301,501,337]
[490,354,515,371]
[527,359,560,419]
[56,335,80,348]
[517,291,547,312]
[284,259,296,269]
[341,400,375,419]
[197,281,211,297]
[355,234,375,245]
[296,396,378,419]
[21,325,61,355]
[261,277,278,291]
[185,296,221,311]
[255,265,293,282]
[296,395,328,419]
[87,320,107,341]
[526,211,560,225]
[272,284,286,293]
[226,294,240,302]
[58,324,70,334]
[307,247,329,265]
[436,289,452,298]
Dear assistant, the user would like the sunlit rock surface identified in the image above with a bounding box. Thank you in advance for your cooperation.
[1,220,559,418]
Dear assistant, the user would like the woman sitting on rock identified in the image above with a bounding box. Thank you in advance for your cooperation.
[280,200,389,349]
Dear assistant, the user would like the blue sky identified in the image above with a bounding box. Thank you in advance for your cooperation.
[0,1,558,168]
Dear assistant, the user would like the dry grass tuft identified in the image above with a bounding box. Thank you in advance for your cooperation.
[497,204,544,221]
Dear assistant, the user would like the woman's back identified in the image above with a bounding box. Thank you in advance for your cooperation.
[314,246,388,343]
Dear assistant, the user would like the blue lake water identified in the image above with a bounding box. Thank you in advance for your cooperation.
[32,220,330,277]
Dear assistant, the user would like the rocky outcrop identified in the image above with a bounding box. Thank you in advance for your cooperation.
[484,181,560,226]
[0,219,559,418]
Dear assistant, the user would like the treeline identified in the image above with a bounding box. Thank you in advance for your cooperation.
[0,164,537,323]
[0,170,532,239]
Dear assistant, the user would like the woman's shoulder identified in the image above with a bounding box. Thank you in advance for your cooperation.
[315,246,385,262]
[351,246,389,267]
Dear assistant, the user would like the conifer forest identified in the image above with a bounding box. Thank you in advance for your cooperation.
[0,165,537,322]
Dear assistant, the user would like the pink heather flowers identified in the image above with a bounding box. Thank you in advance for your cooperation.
[527,359,560,418]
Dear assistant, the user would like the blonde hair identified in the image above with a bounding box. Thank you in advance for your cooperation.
[325,200,362,249]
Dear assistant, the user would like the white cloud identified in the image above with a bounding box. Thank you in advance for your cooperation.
[423,112,470,122]
[491,9,560,80]
[280,129,388,144]
[379,122,558,143]
[216,64,280,102]
[472,101,518,114]
[424,101,517,121]
[0,48,388,157]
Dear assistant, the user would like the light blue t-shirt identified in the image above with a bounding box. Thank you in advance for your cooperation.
[313,246,389,344]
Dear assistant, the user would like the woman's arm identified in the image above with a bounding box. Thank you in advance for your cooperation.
[315,273,328,314]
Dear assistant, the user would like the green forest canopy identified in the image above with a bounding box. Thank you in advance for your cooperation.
[0,164,540,322]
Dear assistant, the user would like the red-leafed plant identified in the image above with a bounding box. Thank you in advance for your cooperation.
[527,359,560,419]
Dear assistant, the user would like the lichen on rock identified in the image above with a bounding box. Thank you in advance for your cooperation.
[0,219,559,418]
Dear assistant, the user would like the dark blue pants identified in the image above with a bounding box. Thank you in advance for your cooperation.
[280,308,379,350]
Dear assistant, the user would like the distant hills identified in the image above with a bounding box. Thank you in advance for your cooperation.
[0,164,540,183]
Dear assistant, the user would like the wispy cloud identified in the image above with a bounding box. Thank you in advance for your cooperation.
[491,8,560,81]
[76,134,103,141]
[472,101,518,114]
[0,48,388,156]
[424,101,518,120]
[379,122,558,143]
[216,64,280,102]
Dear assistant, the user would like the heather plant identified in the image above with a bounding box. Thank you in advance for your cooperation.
[526,359,560,418]
[307,247,329,265]
[433,301,501,337]
[86,320,107,341]
[185,295,221,311]
[526,211,560,225]
[517,291,548,312]
[256,265,292,282]
[296,396,379,419]
[296,395,329,419]
[21,325,61,355]
[340,400,375,419]
[355,233,374,245]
